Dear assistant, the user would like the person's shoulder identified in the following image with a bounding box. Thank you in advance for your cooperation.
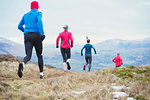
[38,11,42,14]
[59,32,63,35]
[88,44,93,46]
[37,11,42,16]
[68,31,71,33]
[85,44,89,46]
[24,11,30,16]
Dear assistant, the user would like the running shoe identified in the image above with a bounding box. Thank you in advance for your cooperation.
[83,64,86,70]
[18,63,23,78]
[40,74,45,79]
[67,62,71,70]
[64,70,67,72]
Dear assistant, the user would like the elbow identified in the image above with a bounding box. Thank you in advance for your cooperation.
[18,25,22,31]
[18,25,20,30]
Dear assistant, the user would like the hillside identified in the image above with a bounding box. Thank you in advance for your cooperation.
[0,55,149,100]
[0,37,150,72]
[0,37,24,57]
[44,38,150,71]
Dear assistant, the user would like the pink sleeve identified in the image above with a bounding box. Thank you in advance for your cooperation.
[112,57,116,63]
[120,57,123,64]
[70,32,73,47]
[56,33,61,45]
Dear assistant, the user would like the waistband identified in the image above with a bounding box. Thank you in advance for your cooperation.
[25,32,40,35]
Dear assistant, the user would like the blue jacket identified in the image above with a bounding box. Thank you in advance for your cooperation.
[81,43,96,55]
[18,9,44,35]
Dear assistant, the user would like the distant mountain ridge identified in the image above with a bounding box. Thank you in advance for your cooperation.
[0,37,24,56]
[0,37,150,72]
[95,38,150,50]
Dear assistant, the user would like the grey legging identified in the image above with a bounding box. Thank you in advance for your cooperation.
[85,55,92,72]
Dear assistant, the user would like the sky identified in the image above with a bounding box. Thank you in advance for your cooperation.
[0,0,150,44]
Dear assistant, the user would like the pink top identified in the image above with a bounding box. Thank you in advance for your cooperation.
[56,30,73,49]
[112,55,123,66]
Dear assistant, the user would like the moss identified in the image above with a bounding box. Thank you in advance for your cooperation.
[136,69,148,74]
[126,65,136,69]
[113,65,150,83]
[134,77,150,82]
[134,95,148,100]
[115,70,134,79]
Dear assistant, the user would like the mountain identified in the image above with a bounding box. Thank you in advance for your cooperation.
[95,38,150,50]
[0,37,24,57]
[43,38,150,71]
[0,37,150,72]
[94,38,150,68]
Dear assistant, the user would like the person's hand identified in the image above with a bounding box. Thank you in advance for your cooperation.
[121,63,123,65]
[56,45,59,48]
[41,35,45,41]
[81,54,83,56]
[71,46,73,48]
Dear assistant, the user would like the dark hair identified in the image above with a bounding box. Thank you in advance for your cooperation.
[87,39,90,43]
[117,53,120,55]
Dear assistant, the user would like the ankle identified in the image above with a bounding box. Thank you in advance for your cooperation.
[40,72,44,76]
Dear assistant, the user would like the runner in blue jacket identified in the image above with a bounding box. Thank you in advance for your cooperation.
[81,39,96,72]
[18,1,45,79]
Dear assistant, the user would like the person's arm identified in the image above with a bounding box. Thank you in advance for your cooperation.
[112,57,116,63]
[91,45,97,54]
[56,33,61,48]
[120,56,123,65]
[18,16,24,32]
[70,32,73,48]
[81,45,85,56]
[37,12,44,35]
[37,12,45,41]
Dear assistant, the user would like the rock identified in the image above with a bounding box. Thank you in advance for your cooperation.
[111,92,128,99]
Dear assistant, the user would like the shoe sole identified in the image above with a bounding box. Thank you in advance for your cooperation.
[18,63,23,78]
[40,75,46,79]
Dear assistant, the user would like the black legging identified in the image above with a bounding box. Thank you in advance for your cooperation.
[60,48,71,62]
[85,55,92,72]
[23,32,43,72]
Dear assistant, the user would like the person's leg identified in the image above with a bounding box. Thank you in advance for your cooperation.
[34,36,43,73]
[88,55,92,72]
[23,42,33,64]
[18,34,34,78]
[85,55,89,65]
[32,33,45,79]
[84,55,89,70]
[60,48,67,71]
[66,48,71,70]
[23,34,34,64]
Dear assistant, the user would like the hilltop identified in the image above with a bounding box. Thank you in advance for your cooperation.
[0,54,150,100]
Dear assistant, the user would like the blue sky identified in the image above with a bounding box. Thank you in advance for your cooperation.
[0,0,150,44]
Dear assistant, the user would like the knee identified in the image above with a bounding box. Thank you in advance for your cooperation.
[37,54,42,58]
[26,55,32,60]
[63,59,67,63]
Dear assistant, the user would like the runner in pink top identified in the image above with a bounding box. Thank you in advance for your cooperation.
[56,25,73,72]
[56,28,73,49]
[112,53,123,67]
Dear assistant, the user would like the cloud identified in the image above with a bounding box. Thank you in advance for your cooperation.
[0,0,150,44]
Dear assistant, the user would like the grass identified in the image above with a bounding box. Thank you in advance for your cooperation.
[113,65,150,82]
[112,65,150,100]
[0,61,149,100]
